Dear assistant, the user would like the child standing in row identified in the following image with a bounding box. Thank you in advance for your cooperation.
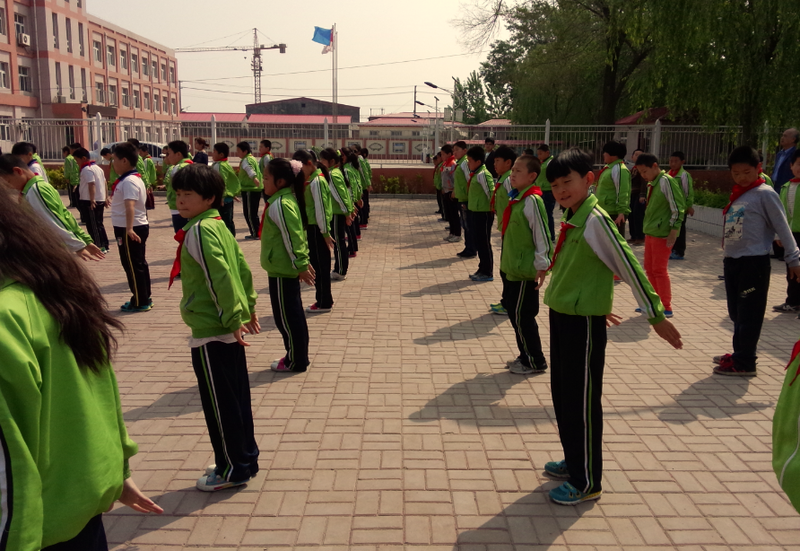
[139,144,158,190]
[542,148,682,505]
[453,141,476,258]
[488,145,517,316]
[320,148,353,280]
[238,141,263,240]
[466,146,495,281]
[165,140,195,233]
[433,150,444,218]
[774,151,800,314]
[342,148,362,256]
[596,141,631,236]
[170,164,260,492]
[358,148,372,228]
[63,144,81,210]
[536,144,556,238]
[668,151,695,260]
[440,144,461,242]
[211,143,240,236]
[12,142,49,182]
[262,158,315,372]
[73,147,110,252]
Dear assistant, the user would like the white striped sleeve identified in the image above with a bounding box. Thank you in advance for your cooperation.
[184,222,223,318]
[242,159,257,179]
[328,177,347,212]
[269,197,299,269]
[523,196,553,271]
[660,176,681,227]
[477,173,492,201]
[680,172,690,197]
[310,177,327,230]
[25,186,87,252]
[611,164,621,202]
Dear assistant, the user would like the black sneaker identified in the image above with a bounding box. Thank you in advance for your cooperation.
[773,303,800,313]
[457,250,477,258]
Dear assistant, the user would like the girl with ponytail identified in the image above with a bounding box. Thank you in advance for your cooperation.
[320,148,353,280]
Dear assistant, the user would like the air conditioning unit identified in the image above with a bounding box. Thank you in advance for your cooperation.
[17,33,31,47]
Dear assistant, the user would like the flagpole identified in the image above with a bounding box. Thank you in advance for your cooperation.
[333,24,338,130]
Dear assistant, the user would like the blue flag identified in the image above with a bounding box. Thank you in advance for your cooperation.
[312,27,332,46]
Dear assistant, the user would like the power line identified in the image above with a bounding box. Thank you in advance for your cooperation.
[181,86,423,99]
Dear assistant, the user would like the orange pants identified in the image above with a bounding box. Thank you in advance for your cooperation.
[644,235,672,311]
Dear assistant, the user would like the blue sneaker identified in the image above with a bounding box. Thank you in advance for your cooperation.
[544,460,569,479]
[669,252,684,260]
[549,481,602,506]
[196,472,249,492]
[664,310,673,318]
[472,273,494,282]
[635,307,642,313]
[121,299,153,313]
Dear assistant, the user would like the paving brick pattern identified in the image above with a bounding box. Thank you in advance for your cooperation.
[85,198,800,550]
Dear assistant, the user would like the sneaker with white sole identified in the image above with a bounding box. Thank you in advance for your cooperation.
[506,357,523,370]
[196,472,249,492]
[447,235,462,243]
[489,303,508,315]
[544,460,570,479]
[306,303,332,313]
[549,481,602,505]
[773,303,800,313]
[509,361,547,375]
[330,271,347,281]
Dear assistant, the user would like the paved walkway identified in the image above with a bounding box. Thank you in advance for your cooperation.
[89,198,800,550]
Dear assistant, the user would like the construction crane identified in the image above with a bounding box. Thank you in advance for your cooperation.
[175,29,286,104]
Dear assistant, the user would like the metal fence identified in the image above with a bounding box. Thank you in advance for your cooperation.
[6,116,753,169]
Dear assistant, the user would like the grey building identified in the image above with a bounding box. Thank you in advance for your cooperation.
[246,97,360,121]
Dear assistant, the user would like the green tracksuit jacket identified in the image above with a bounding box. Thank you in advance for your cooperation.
[212,160,240,198]
[762,172,775,188]
[179,209,256,338]
[774,347,800,513]
[467,164,495,213]
[433,163,443,191]
[780,182,800,232]
[493,170,512,230]
[0,278,138,550]
[259,153,273,176]
[166,158,194,209]
[596,159,631,216]
[22,176,92,252]
[63,155,79,189]
[141,156,157,189]
[672,167,694,211]
[643,170,685,237]
[238,154,262,192]
[500,185,553,280]
[543,194,666,324]
[260,187,310,278]
[358,157,372,190]
[305,168,332,238]
[344,164,363,203]
[454,156,470,202]
[536,155,553,191]
[328,167,353,215]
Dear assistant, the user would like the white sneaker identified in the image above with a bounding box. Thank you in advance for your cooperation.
[447,235,462,243]
[330,271,347,281]
[443,235,453,241]
[506,358,523,370]
[509,362,547,375]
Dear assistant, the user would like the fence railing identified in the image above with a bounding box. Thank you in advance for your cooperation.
[2,116,756,169]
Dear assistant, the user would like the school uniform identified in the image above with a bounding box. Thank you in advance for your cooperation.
[328,167,354,276]
[537,155,556,238]
[305,168,334,309]
[441,155,459,236]
[358,155,372,225]
[174,209,259,483]
[780,179,800,307]
[111,171,151,308]
[0,279,139,550]
[166,158,194,232]
[433,161,444,215]
[30,155,49,183]
[467,164,496,276]
[344,164,362,251]
[500,184,553,368]
[21,175,93,253]
[78,161,109,250]
[596,159,631,236]
[670,167,694,257]
[212,158,240,236]
[261,187,312,371]
[544,194,665,497]
[454,155,476,255]
[142,154,157,190]
[493,170,514,303]
[239,153,263,238]
[643,170,684,311]
[259,153,273,201]
[64,153,80,209]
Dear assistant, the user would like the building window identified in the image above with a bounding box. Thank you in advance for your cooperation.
[133,89,140,109]
[80,68,86,101]
[120,50,127,71]
[144,92,150,111]
[171,97,176,114]
[169,66,175,84]
[161,63,167,81]
[15,13,25,37]
[68,65,75,99]
[55,62,62,95]
[0,9,6,37]
[93,40,101,62]
[107,45,115,66]
[78,23,84,56]
[411,131,420,136]
[95,82,104,103]
[162,96,167,113]
[369,131,379,136]
[65,18,72,53]
[18,66,31,92]
[77,0,81,7]
[142,56,149,76]
[52,13,59,48]
[152,60,157,79]
[131,53,138,73]
[0,117,10,141]
[390,131,402,136]
[153,93,159,111]
[0,63,8,89]
[108,84,117,105]
[121,85,129,107]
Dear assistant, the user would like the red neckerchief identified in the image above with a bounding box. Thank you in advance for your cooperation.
[724,178,764,214]
[786,339,800,386]
[441,155,455,170]
[79,160,96,171]
[258,199,272,238]
[668,168,679,177]
[169,216,222,289]
[111,170,140,196]
[218,157,228,163]
[791,178,800,183]
[598,165,609,179]
[646,181,655,204]
[547,221,576,271]
[501,185,542,236]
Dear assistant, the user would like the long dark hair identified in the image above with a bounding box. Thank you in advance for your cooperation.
[0,191,123,372]
[320,147,341,167]
[267,158,308,228]
[293,149,329,181]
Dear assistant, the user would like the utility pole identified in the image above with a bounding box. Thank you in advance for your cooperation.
[252,30,263,104]
[413,86,417,116]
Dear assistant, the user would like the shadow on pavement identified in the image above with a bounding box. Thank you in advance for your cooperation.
[606,315,650,343]
[404,278,478,298]
[413,312,508,345]
[399,256,466,271]
[101,276,170,295]
[451,483,593,549]
[657,374,772,425]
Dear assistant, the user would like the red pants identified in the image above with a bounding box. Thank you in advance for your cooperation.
[644,235,672,311]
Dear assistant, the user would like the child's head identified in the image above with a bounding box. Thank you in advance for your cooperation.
[100,147,112,161]
[265,158,308,226]
[536,144,550,163]
[172,164,224,219]
[62,146,71,158]
[453,141,468,159]
[484,137,496,152]
[634,153,661,182]
[0,153,34,190]
[631,148,643,163]
[69,142,82,153]
[441,144,453,156]
[167,140,189,165]
[137,144,149,157]
[194,137,208,151]
[235,141,252,159]
[792,150,800,180]
[466,145,485,172]
[669,151,685,172]
[127,138,141,150]
[523,148,535,156]
[258,140,272,156]
[510,154,541,191]
[160,146,170,163]
[546,147,595,213]
[11,142,35,164]
[292,149,317,177]
[212,142,229,162]
[493,145,517,176]
[319,148,340,169]
[72,148,91,163]
[359,148,369,158]
[112,142,138,176]
[602,140,627,164]
[727,146,762,186]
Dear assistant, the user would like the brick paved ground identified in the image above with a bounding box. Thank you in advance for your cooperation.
[85,197,800,550]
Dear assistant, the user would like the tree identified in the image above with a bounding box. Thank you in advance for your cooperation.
[451,71,493,124]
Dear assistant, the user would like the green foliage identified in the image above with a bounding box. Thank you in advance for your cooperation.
[46,167,69,190]
[693,187,729,209]
[451,71,495,124]
[375,175,410,194]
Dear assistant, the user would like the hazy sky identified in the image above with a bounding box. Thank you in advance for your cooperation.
[88,0,506,121]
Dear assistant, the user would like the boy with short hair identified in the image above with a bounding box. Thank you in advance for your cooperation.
[168,163,260,491]
[11,142,49,183]
[466,145,495,281]
[453,141,476,258]
[73,147,110,252]
[165,140,195,232]
[63,145,80,210]
[0,153,103,261]
[635,154,684,318]
[536,144,556,238]
[774,151,800,314]
[502,154,552,374]
[543,148,682,505]
[596,140,631,236]
[488,144,516,315]
[237,141,263,240]
[668,151,694,260]
[440,144,460,243]
[716,146,800,375]
[211,142,240,236]
[138,144,158,191]
[258,139,273,177]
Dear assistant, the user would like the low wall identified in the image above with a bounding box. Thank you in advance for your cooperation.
[687,205,723,238]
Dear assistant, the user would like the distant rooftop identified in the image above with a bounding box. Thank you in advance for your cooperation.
[179,113,352,124]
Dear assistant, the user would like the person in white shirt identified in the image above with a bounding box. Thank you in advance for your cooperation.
[110,143,152,313]
[73,147,110,251]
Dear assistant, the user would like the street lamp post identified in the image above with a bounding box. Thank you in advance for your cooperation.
[425,81,453,146]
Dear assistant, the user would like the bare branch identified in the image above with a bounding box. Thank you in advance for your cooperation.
[454,0,510,52]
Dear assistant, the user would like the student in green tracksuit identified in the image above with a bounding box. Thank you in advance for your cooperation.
[258,139,273,181]
[261,157,315,372]
[294,150,334,313]
[433,151,444,217]
[542,148,682,505]
[63,145,80,209]
[343,148,363,253]
[596,140,632,236]
[537,144,556,238]
[501,154,552,375]
[453,140,476,257]
[668,151,695,259]
[0,191,161,549]
[774,338,800,513]
[320,148,354,279]
[237,141,263,239]
[211,142,241,236]
[138,144,158,189]
[0,154,105,261]
[169,164,260,492]
[775,151,800,312]
[164,140,195,233]
[358,148,373,226]
[488,145,517,316]
[465,145,495,281]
